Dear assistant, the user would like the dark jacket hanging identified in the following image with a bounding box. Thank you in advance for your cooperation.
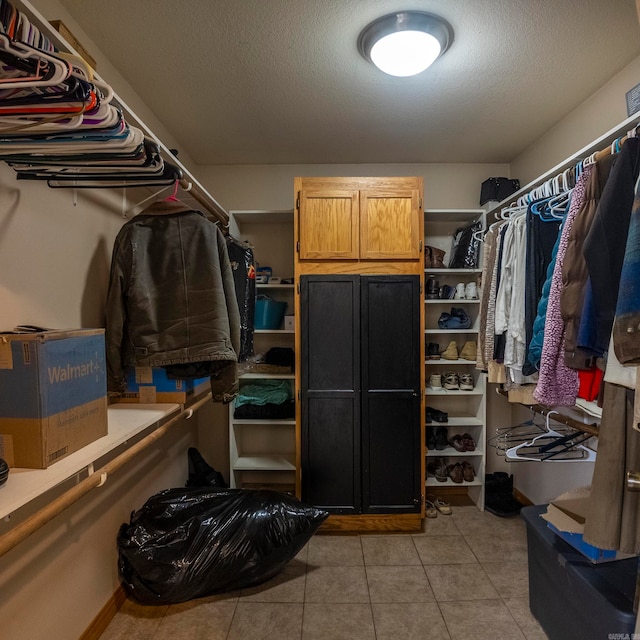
[105,200,240,402]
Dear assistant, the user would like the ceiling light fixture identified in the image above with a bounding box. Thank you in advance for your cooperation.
[358,11,453,77]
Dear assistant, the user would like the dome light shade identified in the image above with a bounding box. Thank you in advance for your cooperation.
[358,11,453,77]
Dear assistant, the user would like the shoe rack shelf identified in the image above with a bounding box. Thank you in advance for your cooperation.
[228,210,297,492]
[424,208,487,510]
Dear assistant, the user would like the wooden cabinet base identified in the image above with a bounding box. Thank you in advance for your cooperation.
[318,513,422,533]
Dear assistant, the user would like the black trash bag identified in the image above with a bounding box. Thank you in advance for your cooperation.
[186,447,227,488]
[448,218,483,269]
[117,487,328,605]
[226,235,255,362]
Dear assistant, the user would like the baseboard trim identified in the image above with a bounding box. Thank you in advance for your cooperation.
[79,584,127,640]
[319,513,422,533]
[514,487,534,507]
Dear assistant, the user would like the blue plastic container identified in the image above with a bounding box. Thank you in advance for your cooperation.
[255,296,287,329]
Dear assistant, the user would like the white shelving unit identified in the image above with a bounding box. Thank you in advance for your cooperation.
[424,209,487,510]
[228,210,296,492]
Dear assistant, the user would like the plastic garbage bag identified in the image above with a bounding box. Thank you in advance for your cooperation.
[117,487,328,604]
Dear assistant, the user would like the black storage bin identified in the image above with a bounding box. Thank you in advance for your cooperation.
[521,505,637,640]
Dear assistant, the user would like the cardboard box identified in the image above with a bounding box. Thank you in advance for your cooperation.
[541,487,636,563]
[49,20,97,70]
[118,366,210,404]
[0,329,107,468]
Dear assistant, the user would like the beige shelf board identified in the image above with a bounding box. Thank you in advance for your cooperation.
[231,419,296,425]
[426,477,482,487]
[423,268,482,274]
[425,328,480,335]
[426,448,483,458]
[427,389,484,396]
[426,299,480,304]
[425,358,477,365]
[426,417,484,427]
[233,455,296,471]
[0,403,181,521]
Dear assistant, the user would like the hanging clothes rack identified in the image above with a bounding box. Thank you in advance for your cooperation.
[486,114,640,221]
[1,0,229,228]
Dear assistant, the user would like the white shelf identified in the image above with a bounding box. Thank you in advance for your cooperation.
[426,299,480,304]
[425,329,479,335]
[426,477,482,487]
[254,329,294,334]
[256,284,295,289]
[425,417,484,427]
[233,455,296,471]
[427,389,484,396]
[425,358,476,365]
[230,210,294,225]
[239,373,295,379]
[427,448,483,458]
[0,403,181,521]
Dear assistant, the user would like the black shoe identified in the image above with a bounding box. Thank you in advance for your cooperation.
[426,406,448,423]
[427,342,440,359]
[435,426,448,450]
[426,428,436,450]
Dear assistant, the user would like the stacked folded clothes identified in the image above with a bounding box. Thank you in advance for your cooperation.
[233,379,295,419]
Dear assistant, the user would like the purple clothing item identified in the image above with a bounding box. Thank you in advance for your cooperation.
[533,166,592,406]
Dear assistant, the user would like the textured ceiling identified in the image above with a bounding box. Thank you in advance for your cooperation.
[58,0,640,166]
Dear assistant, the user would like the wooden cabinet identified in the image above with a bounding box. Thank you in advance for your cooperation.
[295,177,422,261]
[299,275,422,515]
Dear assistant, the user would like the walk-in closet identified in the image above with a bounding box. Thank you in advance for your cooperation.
[1,1,640,639]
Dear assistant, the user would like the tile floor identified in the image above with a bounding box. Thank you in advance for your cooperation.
[99,505,548,640]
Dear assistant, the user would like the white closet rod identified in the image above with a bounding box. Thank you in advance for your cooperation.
[15,0,229,228]
[486,112,640,218]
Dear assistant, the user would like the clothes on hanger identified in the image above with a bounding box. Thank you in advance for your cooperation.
[105,200,240,403]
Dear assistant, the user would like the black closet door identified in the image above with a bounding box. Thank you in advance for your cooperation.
[300,275,361,513]
[361,275,421,513]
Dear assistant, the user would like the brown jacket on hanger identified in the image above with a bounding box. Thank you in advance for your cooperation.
[560,154,615,370]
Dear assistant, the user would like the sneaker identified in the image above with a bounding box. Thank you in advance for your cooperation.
[443,371,459,390]
[465,282,478,299]
[459,373,474,390]
[427,342,440,360]
[459,341,477,361]
[428,373,442,390]
[454,283,466,299]
[441,341,459,360]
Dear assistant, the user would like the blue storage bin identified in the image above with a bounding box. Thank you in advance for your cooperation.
[255,296,287,329]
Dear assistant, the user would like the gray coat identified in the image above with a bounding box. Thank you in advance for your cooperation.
[105,200,240,402]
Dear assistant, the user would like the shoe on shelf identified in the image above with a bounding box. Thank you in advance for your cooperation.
[428,373,443,390]
[465,282,478,299]
[454,283,466,299]
[435,426,449,450]
[450,307,472,329]
[442,341,459,360]
[443,371,460,390]
[427,342,441,359]
[449,433,467,452]
[440,284,456,299]
[462,433,476,451]
[461,461,476,482]
[459,372,475,390]
[459,340,477,361]
[429,246,446,269]
[447,462,464,483]
[427,458,448,482]
[426,428,437,450]
[426,275,440,299]
[426,406,449,423]
[426,493,452,515]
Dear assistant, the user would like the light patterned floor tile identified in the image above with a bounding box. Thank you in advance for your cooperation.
[155,598,237,640]
[302,603,375,640]
[413,535,478,565]
[227,602,303,640]
[425,564,500,601]
[366,565,435,603]
[439,599,526,640]
[361,535,421,565]
[305,565,370,603]
[481,560,529,598]
[372,602,451,640]
[307,535,364,566]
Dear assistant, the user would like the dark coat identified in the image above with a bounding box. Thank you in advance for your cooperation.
[105,200,240,402]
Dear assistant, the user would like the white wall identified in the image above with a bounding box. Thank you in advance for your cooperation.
[197,162,510,212]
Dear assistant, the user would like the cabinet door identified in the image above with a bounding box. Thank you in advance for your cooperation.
[361,275,421,513]
[298,190,359,259]
[300,275,361,513]
[360,189,421,259]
